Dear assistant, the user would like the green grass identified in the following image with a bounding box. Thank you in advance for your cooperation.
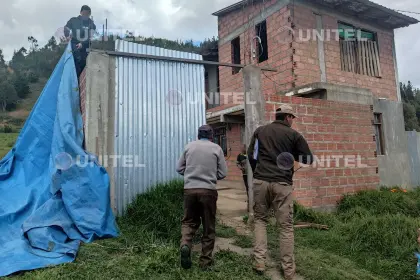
[265,188,420,280]
[8,181,268,280]
[0,133,19,158]
[5,179,420,279]
[233,234,254,248]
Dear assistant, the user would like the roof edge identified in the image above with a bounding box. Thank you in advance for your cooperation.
[212,0,419,29]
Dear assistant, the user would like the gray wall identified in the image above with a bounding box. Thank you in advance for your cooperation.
[84,51,117,213]
[407,131,420,187]
[373,99,411,188]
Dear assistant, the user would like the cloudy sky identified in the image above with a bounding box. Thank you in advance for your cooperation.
[0,0,419,85]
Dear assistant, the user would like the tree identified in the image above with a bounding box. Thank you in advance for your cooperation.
[10,47,27,72]
[28,36,39,52]
[12,74,30,98]
[403,102,420,131]
[0,49,5,67]
[401,81,415,102]
[45,36,58,51]
[0,81,18,112]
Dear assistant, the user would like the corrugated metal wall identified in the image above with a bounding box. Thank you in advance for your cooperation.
[114,40,206,215]
[407,131,420,188]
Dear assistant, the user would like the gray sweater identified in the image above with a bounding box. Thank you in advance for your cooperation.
[176,139,228,190]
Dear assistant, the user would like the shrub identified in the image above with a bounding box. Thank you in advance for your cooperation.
[3,125,13,133]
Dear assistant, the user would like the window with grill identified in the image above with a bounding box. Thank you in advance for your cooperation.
[338,22,382,77]
[231,37,241,74]
[255,20,268,63]
[373,113,385,155]
[213,127,227,156]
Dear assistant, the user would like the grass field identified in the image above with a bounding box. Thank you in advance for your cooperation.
[7,182,268,280]
[6,181,420,280]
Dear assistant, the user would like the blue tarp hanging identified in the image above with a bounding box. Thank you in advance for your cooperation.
[0,43,119,277]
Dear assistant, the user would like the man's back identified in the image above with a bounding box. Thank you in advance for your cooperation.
[65,16,96,45]
[248,120,313,184]
[176,140,227,190]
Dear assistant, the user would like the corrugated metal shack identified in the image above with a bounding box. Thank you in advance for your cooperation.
[80,40,206,215]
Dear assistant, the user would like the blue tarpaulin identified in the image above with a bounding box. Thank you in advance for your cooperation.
[0,43,119,277]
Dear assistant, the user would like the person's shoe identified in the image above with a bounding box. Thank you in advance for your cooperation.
[199,260,215,271]
[252,263,265,275]
[180,245,192,269]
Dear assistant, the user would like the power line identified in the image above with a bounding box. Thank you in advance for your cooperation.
[394,9,420,15]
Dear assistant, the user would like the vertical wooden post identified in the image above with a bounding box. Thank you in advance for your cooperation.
[243,65,266,225]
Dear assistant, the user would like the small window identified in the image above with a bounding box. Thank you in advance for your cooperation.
[214,127,227,156]
[339,22,381,77]
[373,113,385,155]
[231,37,241,74]
[255,20,268,63]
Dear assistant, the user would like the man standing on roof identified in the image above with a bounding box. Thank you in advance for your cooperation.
[64,5,96,79]
[247,105,313,280]
[176,125,228,271]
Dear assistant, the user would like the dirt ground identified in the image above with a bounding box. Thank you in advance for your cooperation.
[214,181,304,280]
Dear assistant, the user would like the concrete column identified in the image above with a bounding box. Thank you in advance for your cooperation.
[392,31,402,102]
[315,14,327,83]
[243,65,266,222]
[85,51,117,214]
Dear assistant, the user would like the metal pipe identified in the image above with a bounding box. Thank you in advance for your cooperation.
[87,49,278,72]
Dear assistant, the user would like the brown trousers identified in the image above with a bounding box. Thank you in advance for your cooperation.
[253,179,295,279]
[180,188,218,267]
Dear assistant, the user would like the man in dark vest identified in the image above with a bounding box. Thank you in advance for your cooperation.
[64,5,96,79]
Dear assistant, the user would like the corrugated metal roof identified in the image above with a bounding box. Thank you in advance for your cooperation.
[113,40,206,215]
[213,0,419,29]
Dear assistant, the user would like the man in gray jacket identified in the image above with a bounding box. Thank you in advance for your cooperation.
[176,125,228,270]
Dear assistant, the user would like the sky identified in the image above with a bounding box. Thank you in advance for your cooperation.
[0,0,419,85]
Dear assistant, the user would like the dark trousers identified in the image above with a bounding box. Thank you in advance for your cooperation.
[243,175,249,197]
[181,188,218,267]
[71,42,88,80]
[243,175,249,211]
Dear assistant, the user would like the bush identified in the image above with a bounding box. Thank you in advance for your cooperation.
[3,125,13,133]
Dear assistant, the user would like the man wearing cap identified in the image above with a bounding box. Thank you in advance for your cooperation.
[64,5,96,79]
[247,105,313,280]
[176,125,228,270]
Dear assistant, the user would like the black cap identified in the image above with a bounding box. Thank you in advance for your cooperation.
[198,125,214,140]
[81,5,91,12]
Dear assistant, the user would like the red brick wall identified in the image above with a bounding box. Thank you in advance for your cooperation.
[225,123,247,181]
[293,4,398,100]
[222,96,379,208]
[215,2,398,108]
[217,2,293,111]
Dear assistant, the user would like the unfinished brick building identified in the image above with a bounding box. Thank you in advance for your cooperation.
[206,0,419,208]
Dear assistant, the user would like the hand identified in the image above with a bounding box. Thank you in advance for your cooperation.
[76,43,83,49]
